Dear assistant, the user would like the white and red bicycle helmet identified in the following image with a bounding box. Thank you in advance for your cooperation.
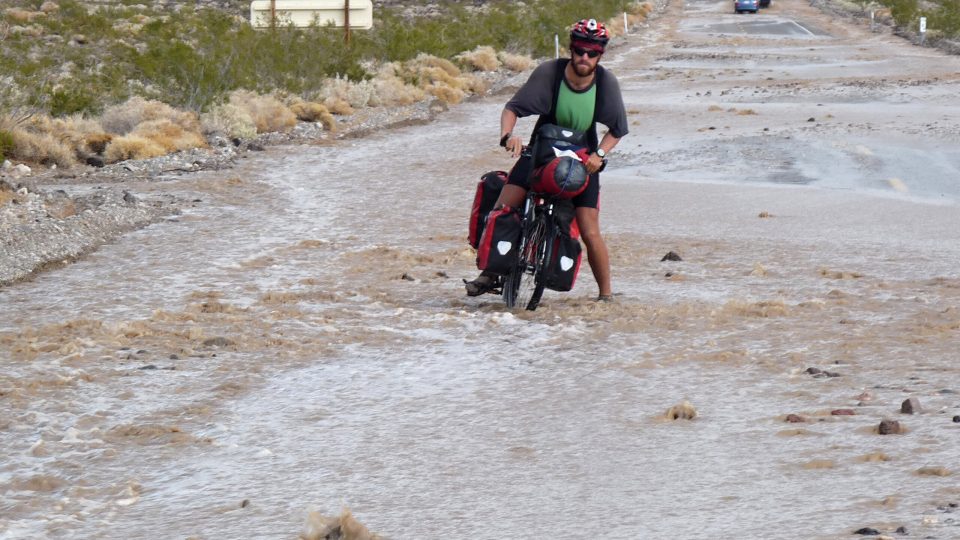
[570,18,610,47]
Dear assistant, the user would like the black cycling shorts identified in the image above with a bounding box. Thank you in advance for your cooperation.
[507,154,600,209]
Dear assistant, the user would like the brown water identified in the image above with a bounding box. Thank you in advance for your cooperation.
[2,0,960,538]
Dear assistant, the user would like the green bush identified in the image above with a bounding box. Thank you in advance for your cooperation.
[0,130,14,162]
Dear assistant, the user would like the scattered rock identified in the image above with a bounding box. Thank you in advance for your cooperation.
[805,366,822,375]
[878,419,902,435]
[661,251,682,262]
[86,156,105,168]
[854,527,880,535]
[758,211,773,218]
[400,273,415,281]
[807,117,816,122]
[202,337,234,348]
[663,400,697,420]
[895,526,907,534]
[900,397,922,414]
[241,499,250,508]
[785,414,806,423]
[831,409,855,416]
[916,466,951,477]
[953,415,960,423]
[123,191,138,204]
[138,364,157,370]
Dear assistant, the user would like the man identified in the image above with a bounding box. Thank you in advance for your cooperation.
[465,18,629,301]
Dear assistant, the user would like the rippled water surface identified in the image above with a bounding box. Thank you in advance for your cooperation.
[3,1,960,539]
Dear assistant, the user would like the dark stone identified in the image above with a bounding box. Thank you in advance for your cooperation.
[401,273,415,281]
[661,251,683,262]
[953,415,960,423]
[900,397,922,414]
[939,388,957,394]
[895,525,907,534]
[824,370,841,377]
[854,527,880,535]
[807,117,816,122]
[86,156,105,167]
[138,364,157,370]
[232,137,242,146]
[831,409,855,416]
[123,191,138,204]
[785,414,806,423]
[805,367,822,375]
[169,354,180,360]
[241,499,250,508]
[248,142,265,151]
[878,419,902,435]
[202,337,234,348]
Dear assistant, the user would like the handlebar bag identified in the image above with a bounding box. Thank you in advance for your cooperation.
[476,205,521,275]
[533,124,587,168]
[469,170,507,249]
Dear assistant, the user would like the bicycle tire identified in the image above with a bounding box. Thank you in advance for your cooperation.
[504,212,549,311]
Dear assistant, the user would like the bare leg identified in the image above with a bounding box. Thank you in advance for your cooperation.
[575,206,612,297]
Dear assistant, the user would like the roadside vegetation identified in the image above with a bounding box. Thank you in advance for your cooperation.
[852,0,960,36]
[0,0,652,168]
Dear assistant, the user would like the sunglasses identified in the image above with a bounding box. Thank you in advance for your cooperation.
[571,46,602,58]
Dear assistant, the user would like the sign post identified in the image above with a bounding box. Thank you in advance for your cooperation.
[919,16,926,46]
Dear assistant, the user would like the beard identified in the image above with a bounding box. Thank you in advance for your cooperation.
[572,58,597,77]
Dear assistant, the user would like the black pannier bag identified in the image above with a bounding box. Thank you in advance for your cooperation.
[533,124,587,167]
[543,202,583,292]
[476,205,521,275]
[469,170,507,249]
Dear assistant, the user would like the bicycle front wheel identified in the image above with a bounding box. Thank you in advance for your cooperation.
[504,215,549,311]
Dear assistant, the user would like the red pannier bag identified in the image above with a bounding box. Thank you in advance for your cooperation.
[469,170,507,248]
[543,202,583,291]
[476,205,521,275]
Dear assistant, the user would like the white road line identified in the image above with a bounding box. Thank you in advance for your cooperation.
[790,20,815,36]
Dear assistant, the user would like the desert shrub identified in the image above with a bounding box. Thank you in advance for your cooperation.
[323,97,354,116]
[925,0,960,36]
[498,51,535,72]
[48,83,98,117]
[881,0,919,26]
[200,103,257,139]
[0,129,14,161]
[425,84,465,105]
[289,101,336,130]
[9,127,76,167]
[103,134,166,163]
[101,97,200,135]
[370,74,426,106]
[455,46,501,72]
[227,90,296,133]
[130,119,206,152]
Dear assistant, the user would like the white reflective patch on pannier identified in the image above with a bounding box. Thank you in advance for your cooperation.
[562,129,573,137]
[496,241,513,255]
[560,256,574,271]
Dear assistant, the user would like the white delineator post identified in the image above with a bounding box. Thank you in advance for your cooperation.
[624,12,629,34]
[919,16,926,45]
[555,34,560,58]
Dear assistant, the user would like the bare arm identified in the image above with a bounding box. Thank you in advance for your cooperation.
[500,108,524,158]
[585,132,622,174]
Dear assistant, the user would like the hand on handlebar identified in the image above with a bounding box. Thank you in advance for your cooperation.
[500,134,524,158]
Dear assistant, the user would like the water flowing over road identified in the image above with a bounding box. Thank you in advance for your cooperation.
[2,0,960,538]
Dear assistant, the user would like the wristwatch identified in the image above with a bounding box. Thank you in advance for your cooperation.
[596,148,607,158]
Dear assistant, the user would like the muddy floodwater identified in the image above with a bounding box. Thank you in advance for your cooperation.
[2,0,960,538]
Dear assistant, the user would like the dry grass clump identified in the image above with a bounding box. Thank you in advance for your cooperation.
[316,76,375,110]
[103,135,166,163]
[23,113,112,160]
[367,63,427,106]
[606,2,653,37]
[288,100,336,131]
[8,129,77,168]
[101,97,201,135]
[498,51,535,72]
[130,119,207,153]
[4,8,45,23]
[663,400,698,420]
[200,103,257,139]
[456,46,501,72]
[226,90,297,133]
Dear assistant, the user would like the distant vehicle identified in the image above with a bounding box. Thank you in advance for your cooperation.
[735,0,759,13]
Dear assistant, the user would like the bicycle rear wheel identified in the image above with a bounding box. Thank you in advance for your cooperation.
[504,215,549,311]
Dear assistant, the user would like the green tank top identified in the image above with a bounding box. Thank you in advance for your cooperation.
[555,79,596,133]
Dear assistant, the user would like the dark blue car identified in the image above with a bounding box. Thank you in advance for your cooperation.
[735,0,759,13]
